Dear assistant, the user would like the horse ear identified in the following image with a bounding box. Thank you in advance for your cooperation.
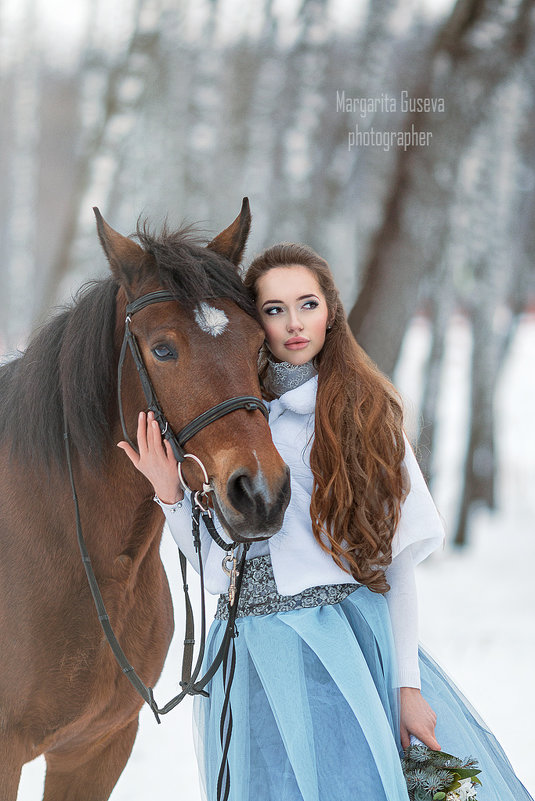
[94,208,149,294]
[206,197,251,267]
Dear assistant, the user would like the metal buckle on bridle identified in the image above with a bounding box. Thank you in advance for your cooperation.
[222,547,241,607]
[193,490,211,515]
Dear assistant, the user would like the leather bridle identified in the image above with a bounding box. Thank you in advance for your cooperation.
[119,289,268,496]
[64,289,270,731]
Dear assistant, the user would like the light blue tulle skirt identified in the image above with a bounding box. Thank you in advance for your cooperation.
[193,566,532,801]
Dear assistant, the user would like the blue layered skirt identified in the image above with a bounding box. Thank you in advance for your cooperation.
[193,557,532,801]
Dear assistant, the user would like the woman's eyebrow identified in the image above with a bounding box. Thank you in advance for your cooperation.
[261,294,318,307]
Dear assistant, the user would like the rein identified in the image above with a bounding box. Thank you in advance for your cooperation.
[64,435,248,721]
[64,289,268,727]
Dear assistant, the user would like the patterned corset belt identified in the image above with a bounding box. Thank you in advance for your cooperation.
[215,554,360,619]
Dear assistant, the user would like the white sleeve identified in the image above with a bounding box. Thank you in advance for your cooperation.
[391,432,445,564]
[154,492,211,574]
[385,546,421,689]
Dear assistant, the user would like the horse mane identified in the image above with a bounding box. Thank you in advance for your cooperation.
[0,225,256,469]
[135,221,256,317]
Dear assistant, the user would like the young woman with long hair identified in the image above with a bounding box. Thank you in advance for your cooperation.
[120,243,532,801]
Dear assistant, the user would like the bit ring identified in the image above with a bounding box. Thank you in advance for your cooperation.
[177,452,211,494]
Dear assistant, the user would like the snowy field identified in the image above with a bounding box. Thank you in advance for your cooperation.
[16,315,535,799]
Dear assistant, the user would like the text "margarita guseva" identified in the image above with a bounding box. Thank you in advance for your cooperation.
[336,90,445,117]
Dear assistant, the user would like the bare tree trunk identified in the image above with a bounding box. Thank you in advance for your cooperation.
[3,0,40,351]
[34,0,163,323]
[347,0,533,378]
[179,0,221,223]
[416,260,454,485]
[454,74,528,544]
[261,0,333,247]
[454,303,515,544]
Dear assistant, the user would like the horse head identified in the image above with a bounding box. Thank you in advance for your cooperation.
[95,199,290,542]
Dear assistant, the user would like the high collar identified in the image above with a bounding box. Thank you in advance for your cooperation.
[268,374,317,422]
[264,357,318,397]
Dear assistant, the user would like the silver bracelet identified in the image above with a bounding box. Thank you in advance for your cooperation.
[153,493,183,512]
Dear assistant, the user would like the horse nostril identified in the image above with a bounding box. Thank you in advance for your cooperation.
[228,470,255,513]
[226,467,290,533]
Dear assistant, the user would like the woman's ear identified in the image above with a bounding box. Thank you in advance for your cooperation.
[327,303,339,330]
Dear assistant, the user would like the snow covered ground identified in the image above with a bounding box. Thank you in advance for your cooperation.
[16,315,535,799]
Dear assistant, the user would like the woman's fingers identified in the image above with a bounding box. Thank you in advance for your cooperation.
[400,688,441,752]
[119,411,159,471]
[418,732,441,751]
[137,411,149,455]
[401,720,441,752]
[117,440,140,467]
[410,722,441,751]
[164,438,178,465]
[149,416,164,454]
[118,410,182,503]
[427,734,441,750]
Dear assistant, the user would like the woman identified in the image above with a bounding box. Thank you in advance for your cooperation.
[119,243,532,801]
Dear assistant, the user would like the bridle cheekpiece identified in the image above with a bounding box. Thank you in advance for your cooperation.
[118,289,268,508]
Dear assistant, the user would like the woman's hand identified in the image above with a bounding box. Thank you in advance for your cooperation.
[399,687,440,751]
[117,411,184,505]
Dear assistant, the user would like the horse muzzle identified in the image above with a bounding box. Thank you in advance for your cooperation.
[212,464,291,541]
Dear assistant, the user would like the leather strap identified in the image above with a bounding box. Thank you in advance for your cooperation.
[117,291,268,465]
[126,290,178,316]
[177,396,267,445]
[65,411,249,722]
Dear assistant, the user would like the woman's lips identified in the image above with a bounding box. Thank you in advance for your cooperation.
[285,338,309,349]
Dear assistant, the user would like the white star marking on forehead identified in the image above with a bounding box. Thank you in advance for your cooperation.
[194,302,229,337]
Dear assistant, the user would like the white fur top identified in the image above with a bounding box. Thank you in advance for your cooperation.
[159,375,445,596]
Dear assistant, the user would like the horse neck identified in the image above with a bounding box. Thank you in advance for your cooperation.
[67,443,165,579]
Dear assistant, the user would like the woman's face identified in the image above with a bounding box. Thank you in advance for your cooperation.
[255,265,330,365]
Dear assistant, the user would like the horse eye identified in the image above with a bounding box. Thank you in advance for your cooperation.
[152,343,177,361]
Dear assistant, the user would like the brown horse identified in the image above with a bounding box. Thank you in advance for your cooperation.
[0,200,290,800]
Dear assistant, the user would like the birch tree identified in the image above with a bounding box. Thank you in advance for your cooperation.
[453,74,528,544]
[347,0,533,377]
[2,0,41,351]
[35,0,164,321]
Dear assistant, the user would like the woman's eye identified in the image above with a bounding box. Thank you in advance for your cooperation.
[264,306,282,316]
[303,300,319,310]
[152,343,177,361]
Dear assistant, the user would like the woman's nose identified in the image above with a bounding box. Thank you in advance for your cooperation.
[287,312,303,332]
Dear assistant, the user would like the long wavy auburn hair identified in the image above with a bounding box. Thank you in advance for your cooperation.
[244,243,409,594]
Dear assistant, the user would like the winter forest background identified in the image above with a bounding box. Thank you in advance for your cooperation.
[1,0,534,797]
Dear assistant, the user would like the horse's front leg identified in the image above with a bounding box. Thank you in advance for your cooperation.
[43,717,139,801]
[0,733,26,800]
